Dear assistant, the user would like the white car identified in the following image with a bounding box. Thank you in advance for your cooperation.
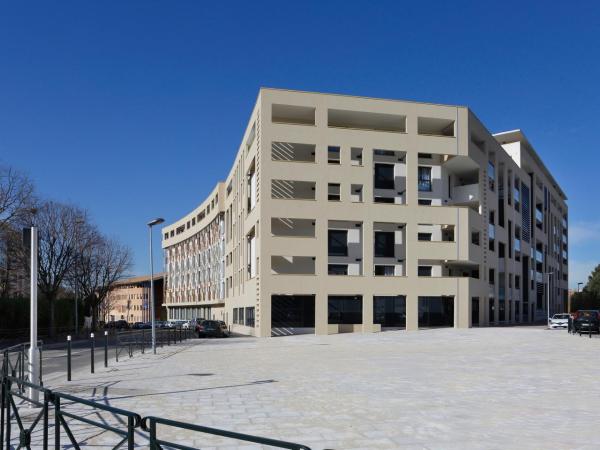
[548,313,569,329]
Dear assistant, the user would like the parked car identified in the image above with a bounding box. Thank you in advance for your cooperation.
[548,313,569,329]
[573,310,600,333]
[196,320,229,338]
[171,320,188,328]
[132,322,145,329]
[105,320,129,330]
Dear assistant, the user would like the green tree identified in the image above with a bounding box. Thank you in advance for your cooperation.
[584,264,600,298]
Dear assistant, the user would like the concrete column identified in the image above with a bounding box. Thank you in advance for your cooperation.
[405,293,418,331]
[362,295,374,333]
[479,297,485,326]
[315,293,328,335]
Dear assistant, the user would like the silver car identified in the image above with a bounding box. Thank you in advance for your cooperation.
[548,313,569,329]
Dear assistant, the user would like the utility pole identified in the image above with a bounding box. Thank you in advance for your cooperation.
[28,226,39,401]
[148,217,164,354]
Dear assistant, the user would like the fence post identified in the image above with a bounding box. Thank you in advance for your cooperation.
[104,331,109,368]
[127,416,135,450]
[90,333,95,374]
[67,336,72,382]
[20,344,25,389]
[43,389,49,450]
[141,330,145,354]
[39,344,43,387]
[54,395,60,449]
[1,377,5,448]
[6,377,12,448]
[149,418,157,450]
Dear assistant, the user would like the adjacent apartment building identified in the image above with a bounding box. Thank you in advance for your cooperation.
[161,88,568,337]
[105,273,165,323]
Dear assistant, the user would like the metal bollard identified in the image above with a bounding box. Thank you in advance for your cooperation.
[90,333,95,374]
[141,329,145,354]
[67,335,72,381]
[104,331,108,367]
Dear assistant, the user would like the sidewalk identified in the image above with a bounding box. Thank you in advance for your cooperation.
[34,327,600,449]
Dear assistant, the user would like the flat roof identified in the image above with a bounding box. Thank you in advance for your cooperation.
[260,87,468,109]
[112,273,164,286]
[493,129,567,200]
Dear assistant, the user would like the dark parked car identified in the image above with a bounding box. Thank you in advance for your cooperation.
[573,310,600,333]
[196,320,229,338]
[105,320,129,330]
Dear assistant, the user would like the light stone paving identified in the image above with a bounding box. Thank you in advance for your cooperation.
[36,328,600,448]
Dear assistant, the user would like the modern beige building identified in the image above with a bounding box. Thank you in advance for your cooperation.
[105,273,165,323]
[161,88,568,337]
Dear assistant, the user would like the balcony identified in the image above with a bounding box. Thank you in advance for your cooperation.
[535,249,543,263]
[535,209,543,225]
[451,183,479,205]
[271,256,315,275]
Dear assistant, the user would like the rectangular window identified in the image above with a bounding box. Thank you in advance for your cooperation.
[488,161,495,191]
[374,265,395,276]
[489,268,495,285]
[374,196,395,204]
[328,264,348,275]
[418,233,432,241]
[328,295,363,325]
[471,231,480,246]
[238,307,244,325]
[328,183,341,201]
[245,307,255,327]
[233,308,238,324]
[374,163,395,189]
[418,166,432,192]
[328,146,341,164]
[328,230,348,256]
[418,266,432,277]
[418,199,432,206]
[374,231,395,257]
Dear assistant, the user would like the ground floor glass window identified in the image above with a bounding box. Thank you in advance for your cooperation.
[418,296,454,328]
[328,295,363,324]
[374,296,406,327]
[271,295,315,327]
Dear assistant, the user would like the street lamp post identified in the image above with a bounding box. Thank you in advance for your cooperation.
[28,226,39,402]
[73,218,85,336]
[148,217,164,354]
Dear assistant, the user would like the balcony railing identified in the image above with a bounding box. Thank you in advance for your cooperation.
[535,209,543,223]
[452,183,479,204]
[488,224,495,239]
[535,249,543,263]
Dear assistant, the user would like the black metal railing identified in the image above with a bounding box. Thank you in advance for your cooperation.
[141,416,312,450]
[53,391,141,450]
[1,333,311,449]
[1,375,50,450]
[1,376,311,449]
[1,342,43,390]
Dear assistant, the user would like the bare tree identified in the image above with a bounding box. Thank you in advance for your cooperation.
[0,165,35,228]
[0,165,35,298]
[70,235,132,330]
[36,201,87,336]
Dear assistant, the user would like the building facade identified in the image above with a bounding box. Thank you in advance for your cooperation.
[162,89,568,337]
[105,274,165,323]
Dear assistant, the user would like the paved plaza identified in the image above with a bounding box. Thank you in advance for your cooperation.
[37,327,600,449]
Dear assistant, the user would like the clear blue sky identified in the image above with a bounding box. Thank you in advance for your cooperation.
[1,1,599,287]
